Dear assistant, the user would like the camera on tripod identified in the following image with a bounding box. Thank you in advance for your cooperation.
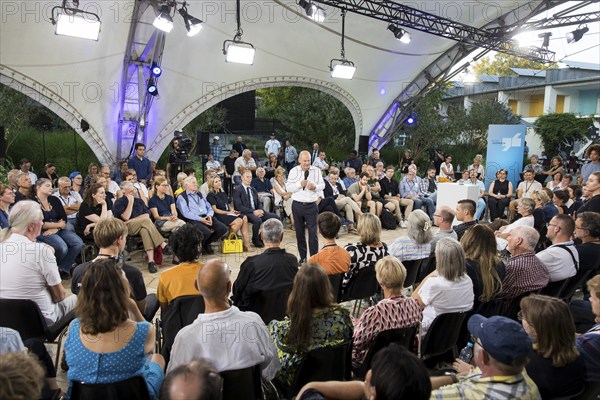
[173,131,193,162]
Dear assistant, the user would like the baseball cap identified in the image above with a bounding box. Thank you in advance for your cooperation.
[214,136,219,141]
[468,314,532,366]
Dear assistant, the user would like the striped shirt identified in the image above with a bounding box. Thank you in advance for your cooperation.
[352,296,422,366]
[502,252,549,304]
[576,324,600,382]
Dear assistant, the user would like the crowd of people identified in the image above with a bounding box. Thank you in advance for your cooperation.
[1,136,600,399]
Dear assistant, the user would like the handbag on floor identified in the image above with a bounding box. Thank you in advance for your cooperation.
[222,233,243,254]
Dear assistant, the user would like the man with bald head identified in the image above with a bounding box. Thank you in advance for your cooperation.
[288,150,325,263]
[167,259,280,380]
[160,359,222,400]
[431,205,457,254]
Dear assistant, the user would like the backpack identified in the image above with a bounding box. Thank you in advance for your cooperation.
[380,208,397,230]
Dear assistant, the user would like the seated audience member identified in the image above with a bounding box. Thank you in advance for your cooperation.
[0,184,15,229]
[324,167,363,231]
[568,184,584,215]
[173,172,187,198]
[577,172,600,216]
[168,259,280,378]
[83,162,99,192]
[111,160,128,185]
[205,153,222,172]
[231,219,298,311]
[519,295,585,398]
[495,198,536,250]
[206,175,250,251]
[75,183,111,240]
[199,169,217,198]
[347,172,378,215]
[0,202,77,329]
[265,152,281,180]
[298,344,431,400]
[252,167,273,212]
[309,212,351,275]
[7,168,20,192]
[19,158,37,185]
[272,166,294,224]
[0,352,46,400]
[343,213,389,289]
[65,260,165,398]
[71,218,155,319]
[380,165,414,226]
[547,171,565,191]
[352,257,422,369]
[431,206,457,254]
[157,224,203,313]
[457,170,470,184]
[509,170,542,221]
[100,165,121,196]
[467,154,485,181]
[399,168,435,220]
[233,169,278,248]
[553,189,570,214]
[41,163,58,187]
[14,171,32,203]
[389,209,433,261]
[32,178,84,277]
[439,154,455,179]
[502,226,549,307]
[269,264,353,387]
[53,176,82,231]
[176,176,228,255]
[412,237,473,336]
[453,199,478,241]
[342,167,358,189]
[536,214,579,282]
[113,181,167,273]
[487,169,513,221]
[93,174,116,208]
[419,166,438,205]
[531,190,554,229]
[233,149,257,186]
[461,225,505,310]
[433,315,538,398]
[160,359,222,400]
[124,169,149,205]
[544,156,565,177]
[575,212,600,273]
[70,171,84,197]
[576,274,600,382]
[465,169,486,220]
[148,176,186,234]
[523,154,545,175]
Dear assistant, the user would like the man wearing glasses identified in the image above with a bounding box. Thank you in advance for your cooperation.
[536,214,579,282]
[432,315,539,399]
[52,176,82,232]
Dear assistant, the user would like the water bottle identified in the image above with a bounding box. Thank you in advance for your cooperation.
[457,164,461,172]
[458,342,473,363]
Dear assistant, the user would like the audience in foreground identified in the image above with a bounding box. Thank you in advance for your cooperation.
[268,263,353,388]
[65,260,165,399]
[576,274,600,382]
[309,212,351,275]
[297,344,431,400]
[0,351,46,400]
[160,359,222,400]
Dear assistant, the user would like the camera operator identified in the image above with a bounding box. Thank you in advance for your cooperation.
[166,133,191,191]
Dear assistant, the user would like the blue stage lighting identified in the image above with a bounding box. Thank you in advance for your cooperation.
[406,116,415,125]
[147,78,158,96]
[151,62,162,77]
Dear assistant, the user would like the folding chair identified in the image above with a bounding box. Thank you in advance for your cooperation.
[70,375,150,400]
[221,365,263,400]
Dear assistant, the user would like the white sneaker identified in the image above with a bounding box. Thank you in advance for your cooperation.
[400,219,407,228]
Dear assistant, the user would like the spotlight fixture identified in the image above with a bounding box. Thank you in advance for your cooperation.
[387,24,411,44]
[329,10,356,80]
[566,25,589,44]
[178,4,203,37]
[147,78,159,96]
[151,62,162,77]
[50,0,101,41]
[298,0,326,23]
[153,5,174,33]
[405,115,416,125]
[222,0,255,64]
[538,32,552,48]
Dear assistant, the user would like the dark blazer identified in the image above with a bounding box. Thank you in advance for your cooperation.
[233,184,260,214]
[323,180,346,199]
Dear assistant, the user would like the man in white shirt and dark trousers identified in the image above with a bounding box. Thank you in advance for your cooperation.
[288,151,325,264]
[537,214,579,282]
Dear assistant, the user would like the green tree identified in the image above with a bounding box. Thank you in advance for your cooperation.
[472,53,557,76]
[256,87,355,160]
[463,99,521,150]
[534,112,592,155]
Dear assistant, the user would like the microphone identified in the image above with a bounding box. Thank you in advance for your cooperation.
[303,170,309,190]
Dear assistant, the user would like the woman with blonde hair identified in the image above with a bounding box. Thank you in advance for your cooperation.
[148,176,186,235]
[272,166,294,226]
[413,237,473,335]
[467,154,485,180]
[206,175,251,251]
[352,256,422,369]
[520,294,584,398]
[342,213,388,289]
[460,225,504,310]
[388,209,433,261]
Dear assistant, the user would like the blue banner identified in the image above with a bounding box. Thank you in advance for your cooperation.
[485,125,525,189]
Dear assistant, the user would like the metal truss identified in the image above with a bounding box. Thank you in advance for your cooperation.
[312,0,556,63]
[366,0,591,151]
[115,0,166,161]
[500,0,600,33]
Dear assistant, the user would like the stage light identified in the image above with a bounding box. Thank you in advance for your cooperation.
[178,5,203,37]
[222,0,255,65]
[538,32,552,48]
[387,24,411,44]
[151,62,162,77]
[298,0,326,23]
[153,6,174,33]
[51,0,101,41]
[405,115,416,125]
[566,25,589,44]
[147,78,158,96]
[330,10,356,80]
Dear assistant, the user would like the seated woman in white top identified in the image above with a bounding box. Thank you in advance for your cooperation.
[495,197,536,251]
[439,154,455,180]
[412,237,474,336]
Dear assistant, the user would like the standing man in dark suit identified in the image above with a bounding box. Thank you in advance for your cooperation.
[310,143,320,165]
[233,169,278,248]
[288,151,325,263]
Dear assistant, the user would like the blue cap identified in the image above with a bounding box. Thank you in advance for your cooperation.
[467,314,532,366]
[69,171,81,180]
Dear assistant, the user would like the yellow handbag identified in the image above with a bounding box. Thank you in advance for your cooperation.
[222,233,243,254]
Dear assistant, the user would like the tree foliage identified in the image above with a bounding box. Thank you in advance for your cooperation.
[534,113,593,156]
[472,53,558,76]
[461,99,521,150]
[256,87,355,160]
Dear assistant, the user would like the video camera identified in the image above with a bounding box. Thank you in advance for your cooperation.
[172,131,193,163]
